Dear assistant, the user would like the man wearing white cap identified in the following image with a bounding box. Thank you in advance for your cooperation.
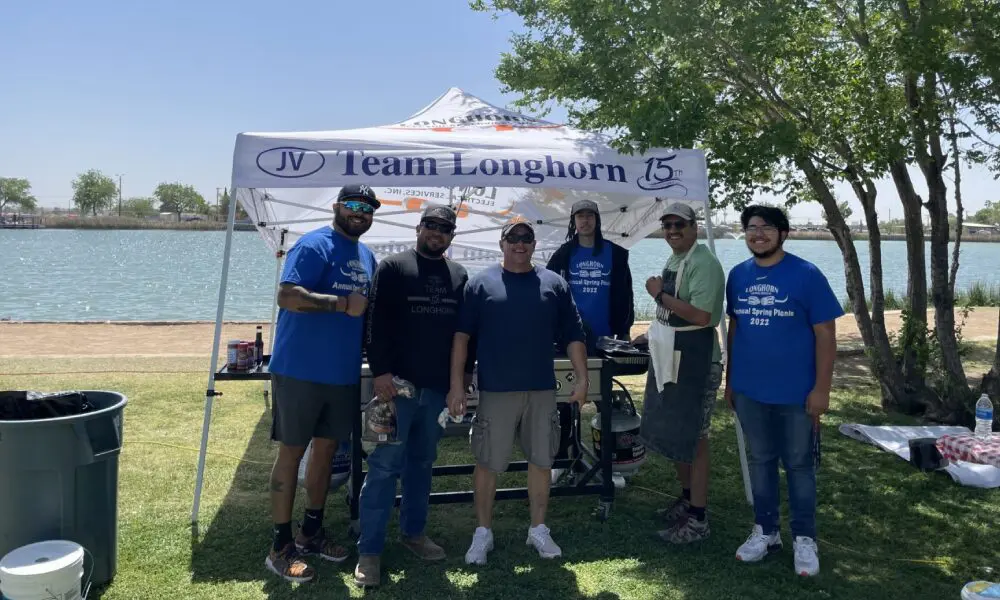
[633,202,725,545]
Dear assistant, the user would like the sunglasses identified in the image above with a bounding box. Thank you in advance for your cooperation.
[504,233,535,244]
[421,220,455,234]
[661,220,689,231]
[341,200,375,214]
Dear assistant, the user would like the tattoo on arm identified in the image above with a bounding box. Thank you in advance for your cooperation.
[270,478,285,493]
[278,284,341,313]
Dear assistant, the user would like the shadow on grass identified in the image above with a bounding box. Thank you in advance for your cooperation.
[181,385,1000,600]
[187,410,350,598]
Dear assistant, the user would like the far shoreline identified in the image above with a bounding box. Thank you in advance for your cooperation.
[11,215,1000,242]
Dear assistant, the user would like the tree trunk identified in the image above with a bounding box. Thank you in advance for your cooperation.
[889,160,929,395]
[797,156,910,407]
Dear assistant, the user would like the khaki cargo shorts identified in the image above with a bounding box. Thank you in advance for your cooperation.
[470,390,560,472]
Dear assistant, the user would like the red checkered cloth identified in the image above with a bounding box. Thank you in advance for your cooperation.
[936,433,1000,468]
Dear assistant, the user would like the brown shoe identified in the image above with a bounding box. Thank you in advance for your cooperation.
[295,527,349,563]
[354,555,380,588]
[655,498,690,525]
[265,543,315,583]
[400,535,446,561]
[658,514,710,544]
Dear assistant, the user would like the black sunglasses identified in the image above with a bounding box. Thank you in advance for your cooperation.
[421,220,455,234]
[504,233,535,244]
[661,220,689,231]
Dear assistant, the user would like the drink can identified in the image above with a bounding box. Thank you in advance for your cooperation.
[237,342,250,370]
[227,340,241,368]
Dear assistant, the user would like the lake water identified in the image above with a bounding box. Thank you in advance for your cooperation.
[2,229,998,322]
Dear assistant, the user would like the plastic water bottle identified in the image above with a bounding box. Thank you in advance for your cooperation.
[975,393,994,438]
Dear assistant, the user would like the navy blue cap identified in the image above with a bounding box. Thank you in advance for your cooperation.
[337,184,381,209]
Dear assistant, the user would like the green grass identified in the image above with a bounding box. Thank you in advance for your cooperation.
[2,354,999,600]
[841,282,1000,312]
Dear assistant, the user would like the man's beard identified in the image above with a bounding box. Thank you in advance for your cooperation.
[335,211,372,237]
[750,242,781,259]
[418,239,447,258]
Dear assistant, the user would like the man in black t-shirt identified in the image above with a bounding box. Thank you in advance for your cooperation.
[355,205,472,588]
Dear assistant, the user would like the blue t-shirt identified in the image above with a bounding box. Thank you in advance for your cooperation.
[458,264,585,392]
[567,244,613,337]
[726,253,844,405]
[269,227,377,386]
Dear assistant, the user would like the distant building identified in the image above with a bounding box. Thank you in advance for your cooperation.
[962,222,1000,235]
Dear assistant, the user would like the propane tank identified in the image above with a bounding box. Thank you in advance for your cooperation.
[591,381,646,476]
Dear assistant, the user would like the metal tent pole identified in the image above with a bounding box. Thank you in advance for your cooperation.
[191,185,241,525]
[267,230,287,356]
[702,199,754,507]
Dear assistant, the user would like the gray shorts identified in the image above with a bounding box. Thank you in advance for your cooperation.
[270,373,358,447]
[470,390,560,472]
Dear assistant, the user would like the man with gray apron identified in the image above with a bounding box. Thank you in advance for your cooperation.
[633,202,725,544]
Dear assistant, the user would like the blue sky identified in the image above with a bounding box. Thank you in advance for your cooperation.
[1,0,995,222]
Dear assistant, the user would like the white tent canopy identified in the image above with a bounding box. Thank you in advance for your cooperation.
[191,87,752,524]
[230,87,711,264]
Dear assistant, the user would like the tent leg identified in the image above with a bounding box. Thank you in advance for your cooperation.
[703,202,754,507]
[263,236,284,409]
[192,187,240,525]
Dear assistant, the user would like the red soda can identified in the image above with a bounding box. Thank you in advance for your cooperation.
[237,342,250,370]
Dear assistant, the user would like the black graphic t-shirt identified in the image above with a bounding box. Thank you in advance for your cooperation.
[365,249,471,394]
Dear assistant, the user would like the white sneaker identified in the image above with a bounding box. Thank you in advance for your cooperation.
[464,527,494,565]
[793,536,820,576]
[735,525,782,563]
[526,524,562,559]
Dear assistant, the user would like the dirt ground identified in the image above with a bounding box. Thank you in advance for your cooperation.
[1,308,996,358]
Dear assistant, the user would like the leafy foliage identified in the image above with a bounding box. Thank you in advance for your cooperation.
[154,182,207,221]
[72,169,118,216]
[0,177,37,213]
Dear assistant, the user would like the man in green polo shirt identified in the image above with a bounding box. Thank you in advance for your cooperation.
[634,202,725,544]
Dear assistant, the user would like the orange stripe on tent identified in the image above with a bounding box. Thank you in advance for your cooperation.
[494,125,514,131]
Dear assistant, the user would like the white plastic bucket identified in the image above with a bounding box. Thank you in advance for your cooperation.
[0,540,86,600]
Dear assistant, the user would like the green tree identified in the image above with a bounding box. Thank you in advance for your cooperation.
[154,182,207,221]
[72,170,117,216]
[472,0,1000,421]
[218,188,247,221]
[972,200,1000,224]
[122,197,158,218]
[0,178,37,213]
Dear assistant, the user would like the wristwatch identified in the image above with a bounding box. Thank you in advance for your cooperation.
[656,291,669,306]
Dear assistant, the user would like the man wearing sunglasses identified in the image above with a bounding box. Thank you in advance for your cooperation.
[354,205,474,587]
[726,205,841,577]
[264,183,379,584]
[447,217,588,566]
[633,202,725,546]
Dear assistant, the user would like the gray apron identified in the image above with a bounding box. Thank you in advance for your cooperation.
[639,258,714,464]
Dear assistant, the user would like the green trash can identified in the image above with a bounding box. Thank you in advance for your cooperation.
[0,390,127,588]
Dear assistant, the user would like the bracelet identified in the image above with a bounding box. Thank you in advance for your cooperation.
[656,291,668,305]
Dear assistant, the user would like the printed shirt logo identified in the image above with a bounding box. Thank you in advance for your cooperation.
[732,280,795,323]
[334,258,370,293]
[569,259,612,280]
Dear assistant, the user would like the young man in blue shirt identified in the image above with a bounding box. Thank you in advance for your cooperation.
[545,199,635,344]
[725,205,843,577]
[264,184,380,583]
[447,217,589,565]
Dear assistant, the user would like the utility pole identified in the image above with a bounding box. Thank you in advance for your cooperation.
[116,174,124,217]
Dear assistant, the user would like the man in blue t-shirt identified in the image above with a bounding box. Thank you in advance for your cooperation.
[264,184,380,584]
[447,217,588,566]
[725,205,843,578]
[545,199,634,343]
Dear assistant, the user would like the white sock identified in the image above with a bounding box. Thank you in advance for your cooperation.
[475,526,491,536]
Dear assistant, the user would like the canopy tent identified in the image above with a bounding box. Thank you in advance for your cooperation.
[191,87,752,524]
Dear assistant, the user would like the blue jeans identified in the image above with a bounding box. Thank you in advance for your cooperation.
[357,388,445,556]
[733,392,817,539]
